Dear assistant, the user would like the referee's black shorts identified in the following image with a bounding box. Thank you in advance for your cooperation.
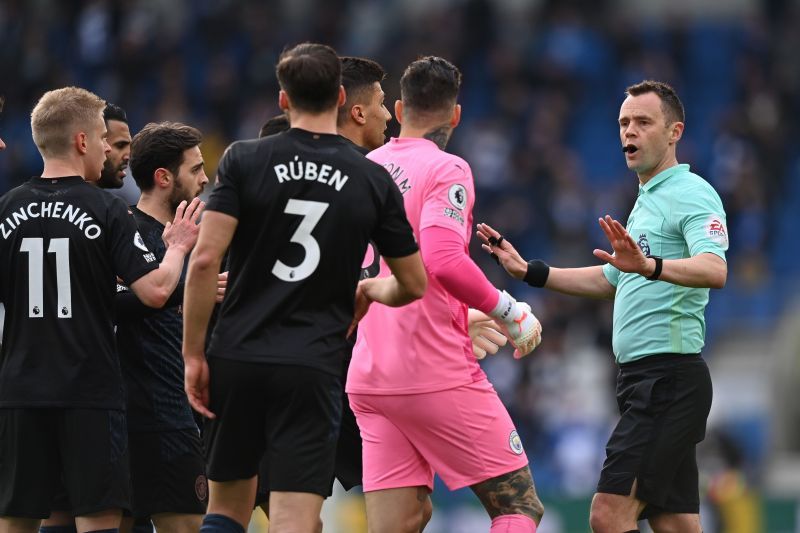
[204,357,342,497]
[597,353,712,519]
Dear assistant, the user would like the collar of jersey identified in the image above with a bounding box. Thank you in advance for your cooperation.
[34,175,84,185]
[639,163,689,194]
[288,127,340,140]
[389,137,437,147]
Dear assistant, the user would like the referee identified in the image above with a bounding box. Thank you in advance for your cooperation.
[479,80,728,533]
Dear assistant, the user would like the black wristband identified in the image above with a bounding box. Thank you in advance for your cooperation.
[646,256,663,281]
[524,259,550,287]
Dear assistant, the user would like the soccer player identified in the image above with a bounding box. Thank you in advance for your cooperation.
[0,87,199,533]
[347,56,544,533]
[114,121,213,532]
[479,80,727,533]
[96,103,132,189]
[182,43,427,533]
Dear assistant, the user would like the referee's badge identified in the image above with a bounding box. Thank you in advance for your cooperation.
[637,233,651,256]
[509,430,524,455]
[448,184,467,210]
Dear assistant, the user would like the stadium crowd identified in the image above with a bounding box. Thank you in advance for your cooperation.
[0,0,798,524]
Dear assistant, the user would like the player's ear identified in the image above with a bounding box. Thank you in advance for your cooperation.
[350,104,366,125]
[394,100,404,125]
[154,168,171,189]
[450,104,461,129]
[278,90,290,112]
[75,131,89,155]
[337,85,346,108]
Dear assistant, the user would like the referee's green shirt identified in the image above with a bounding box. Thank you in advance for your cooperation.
[602,164,728,364]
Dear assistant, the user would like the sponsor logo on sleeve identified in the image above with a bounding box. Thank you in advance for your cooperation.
[705,215,728,246]
[134,231,149,252]
[448,184,467,210]
[443,207,464,225]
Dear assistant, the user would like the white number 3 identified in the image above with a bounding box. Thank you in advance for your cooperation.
[272,199,329,282]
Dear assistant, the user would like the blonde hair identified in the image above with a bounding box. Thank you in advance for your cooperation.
[30,87,106,158]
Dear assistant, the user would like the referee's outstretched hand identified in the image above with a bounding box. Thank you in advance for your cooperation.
[593,215,649,274]
[185,356,216,419]
[476,223,527,280]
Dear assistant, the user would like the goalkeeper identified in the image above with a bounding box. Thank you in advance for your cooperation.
[347,56,544,533]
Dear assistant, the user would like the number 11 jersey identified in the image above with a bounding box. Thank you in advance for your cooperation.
[0,176,158,408]
[206,128,418,376]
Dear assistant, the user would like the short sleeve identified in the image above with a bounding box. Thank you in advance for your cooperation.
[206,143,242,219]
[418,160,474,243]
[674,184,728,261]
[370,169,419,259]
[603,262,620,287]
[108,198,158,284]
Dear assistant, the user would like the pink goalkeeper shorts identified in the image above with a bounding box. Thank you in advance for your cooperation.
[349,378,529,492]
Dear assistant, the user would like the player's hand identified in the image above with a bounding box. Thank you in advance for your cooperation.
[593,215,650,275]
[348,279,374,338]
[184,355,215,419]
[163,198,204,254]
[216,271,228,304]
[489,291,542,358]
[468,309,508,359]
[476,223,528,280]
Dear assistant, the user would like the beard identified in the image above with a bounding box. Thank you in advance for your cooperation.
[97,160,124,189]
[169,179,194,211]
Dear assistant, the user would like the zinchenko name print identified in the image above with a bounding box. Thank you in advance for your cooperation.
[274,156,349,191]
[1,201,102,240]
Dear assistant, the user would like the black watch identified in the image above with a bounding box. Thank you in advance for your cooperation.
[645,256,663,281]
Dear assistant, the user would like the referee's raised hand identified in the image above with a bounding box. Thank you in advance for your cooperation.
[476,223,528,280]
[593,215,650,275]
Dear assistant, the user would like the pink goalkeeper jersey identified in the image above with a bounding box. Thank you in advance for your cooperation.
[347,137,486,395]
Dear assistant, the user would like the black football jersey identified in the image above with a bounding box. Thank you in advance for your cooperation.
[206,128,417,375]
[116,206,196,431]
[0,177,158,408]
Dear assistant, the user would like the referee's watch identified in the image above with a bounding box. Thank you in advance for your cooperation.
[645,256,663,281]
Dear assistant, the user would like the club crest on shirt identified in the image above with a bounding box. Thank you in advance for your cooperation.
[705,215,728,246]
[448,184,467,210]
[195,474,208,501]
[637,234,651,256]
[509,430,524,455]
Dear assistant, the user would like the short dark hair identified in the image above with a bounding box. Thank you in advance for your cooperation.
[259,114,290,138]
[276,43,341,114]
[130,121,202,191]
[103,102,128,124]
[625,80,685,124]
[337,57,386,125]
[400,56,462,116]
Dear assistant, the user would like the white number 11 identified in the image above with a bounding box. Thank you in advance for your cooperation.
[20,237,72,318]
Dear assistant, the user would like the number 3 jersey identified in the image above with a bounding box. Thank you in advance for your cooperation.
[0,176,158,408]
[205,128,418,376]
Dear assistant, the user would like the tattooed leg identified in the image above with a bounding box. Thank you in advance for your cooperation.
[470,465,544,524]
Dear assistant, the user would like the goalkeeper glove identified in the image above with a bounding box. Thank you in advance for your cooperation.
[488,290,542,358]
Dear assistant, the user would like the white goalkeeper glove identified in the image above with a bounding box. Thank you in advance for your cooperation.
[488,290,542,359]
[468,309,508,359]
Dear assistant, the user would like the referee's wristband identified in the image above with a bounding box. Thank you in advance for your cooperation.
[645,256,663,281]
[524,259,550,288]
